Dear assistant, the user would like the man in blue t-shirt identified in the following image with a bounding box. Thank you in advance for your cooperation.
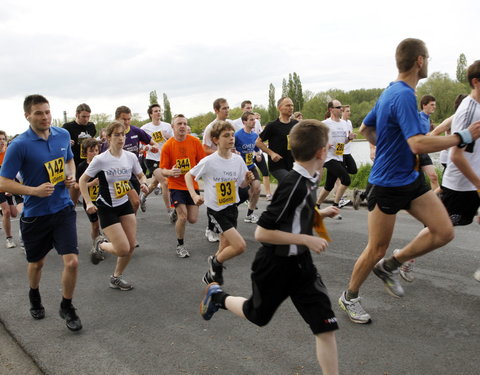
[338,38,480,325]
[235,111,261,223]
[0,95,82,331]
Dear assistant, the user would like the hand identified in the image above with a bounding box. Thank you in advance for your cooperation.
[86,203,97,214]
[64,176,76,188]
[255,154,262,162]
[70,139,75,146]
[171,165,181,178]
[319,206,340,218]
[348,132,357,140]
[270,152,282,162]
[193,194,204,206]
[35,182,55,197]
[302,235,329,254]
[246,171,255,184]
[140,183,149,194]
[370,148,376,161]
[150,146,159,153]
[467,120,480,140]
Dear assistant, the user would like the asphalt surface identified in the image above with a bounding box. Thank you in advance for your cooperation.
[0,193,479,375]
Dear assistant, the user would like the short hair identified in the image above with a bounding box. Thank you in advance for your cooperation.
[277,97,290,107]
[76,103,91,114]
[0,130,7,139]
[105,121,125,137]
[241,111,255,122]
[210,121,235,139]
[172,114,187,124]
[241,100,252,109]
[213,98,227,111]
[395,38,428,73]
[82,137,99,151]
[289,119,329,162]
[293,111,303,120]
[420,95,436,109]
[467,60,480,89]
[23,94,49,114]
[114,106,131,119]
[454,94,468,111]
[147,104,161,119]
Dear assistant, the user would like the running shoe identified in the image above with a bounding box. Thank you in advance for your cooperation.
[29,297,45,320]
[59,304,83,331]
[5,237,16,249]
[244,213,259,224]
[266,194,272,201]
[140,192,147,212]
[352,188,362,210]
[338,291,371,324]
[373,259,405,298]
[473,268,480,282]
[154,186,161,195]
[200,282,222,321]
[394,249,415,282]
[176,244,190,258]
[169,209,177,224]
[90,236,106,265]
[203,256,224,285]
[206,229,219,243]
[338,198,351,208]
[109,274,134,291]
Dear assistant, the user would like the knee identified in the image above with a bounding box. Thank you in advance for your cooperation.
[429,172,438,183]
[2,209,11,219]
[64,257,79,271]
[187,217,198,224]
[436,226,454,245]
[233,239,246,255]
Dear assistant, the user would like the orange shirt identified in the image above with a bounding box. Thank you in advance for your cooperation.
[160,135,205,191]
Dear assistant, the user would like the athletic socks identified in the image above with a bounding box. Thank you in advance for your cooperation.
[384,255,402,272]
[345,289,358,301]
[247,209,254,217]
[177,239,184,246]
[211,290,229,310]
[29,288,41,307]
[61,297,72,309]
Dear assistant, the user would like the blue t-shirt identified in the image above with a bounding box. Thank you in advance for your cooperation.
[0,126,74,217]
[364,81,424,187]
[419,111,431,133]
[234,128,259,170]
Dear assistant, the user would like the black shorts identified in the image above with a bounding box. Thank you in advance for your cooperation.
[82,200,99,223]
[97,200,134,229]
[343,153,358,175]
[256,154,269,177]
[440,186,480,226]
[418,153,433,167]
[13,194,24,205]
[367,173,430,214]
[0,193,14,205]
[144,159,159,178]
[20,205,78,263]
[207,205,238,234]
[324,159,350,191]
[170,189,197,207]
[242,247,338,335]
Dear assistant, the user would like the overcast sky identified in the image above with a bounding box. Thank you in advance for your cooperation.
[1,0,478,135]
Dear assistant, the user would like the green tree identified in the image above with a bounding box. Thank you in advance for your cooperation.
[163,93,172,123]
[267,83,277,122]
[150,90,158,105]
[188,112,216,137]
[293,72,304,111]
[281,79,288,97]
[91,113,112,131]
[456,53,468,84]
[417,72,469,122]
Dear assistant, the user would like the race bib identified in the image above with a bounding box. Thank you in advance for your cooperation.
[216,181,236,206]
[176,158,191,174]
[88,185,99,201]
[287,134,291,150]
[151,131,165,144]
[245,152,253,166]
[335,143,345,156]
[114,180,131,198]
[44,157,65,185]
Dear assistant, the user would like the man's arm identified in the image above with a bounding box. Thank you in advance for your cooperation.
[254,226,328,254]
[359,123,376,146]
[430,115,454,136]
[0,176,54,197]
[255,137,282,162]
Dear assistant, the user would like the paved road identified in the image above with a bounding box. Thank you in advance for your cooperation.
[1,194,479,375]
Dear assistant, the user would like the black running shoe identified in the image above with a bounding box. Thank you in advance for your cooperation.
[30,304,45,320]
[207,256,224,285]
[59,304,83,331]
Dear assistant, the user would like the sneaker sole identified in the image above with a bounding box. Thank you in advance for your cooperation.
[109,283,134,291]
[338,298,371,324]
[399,271,414,283]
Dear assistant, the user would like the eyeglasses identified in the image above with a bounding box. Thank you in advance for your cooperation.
[333,106,342,109]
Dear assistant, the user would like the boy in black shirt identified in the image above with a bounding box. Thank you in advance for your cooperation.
[200,119,340,375]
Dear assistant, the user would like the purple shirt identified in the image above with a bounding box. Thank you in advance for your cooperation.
[124,126,152,156]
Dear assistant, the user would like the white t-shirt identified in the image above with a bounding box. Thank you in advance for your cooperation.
[343,119,353,155]
[442,95,480,191]
[232,118,262,134]
[202,119,235,151]
[324,118,349,162]
[85,150,142,207]
[189,152,247,211]
[141,121,173,161]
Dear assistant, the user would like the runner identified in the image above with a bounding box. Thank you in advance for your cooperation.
[139,104,174,219]
[338,39,480,324]
[79,121,149,291]
[0,95,82,331]
[160,114,206,258]
[186,120,254,284]
[0,130,19,248]
[200,120,340,375]
[338,105,358,208]
[74,138,101,246]
[234,111,261,223]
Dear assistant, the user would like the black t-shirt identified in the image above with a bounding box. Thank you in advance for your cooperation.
[63,121,97,166]
[257,168,316,256]
[259,118,297,172]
